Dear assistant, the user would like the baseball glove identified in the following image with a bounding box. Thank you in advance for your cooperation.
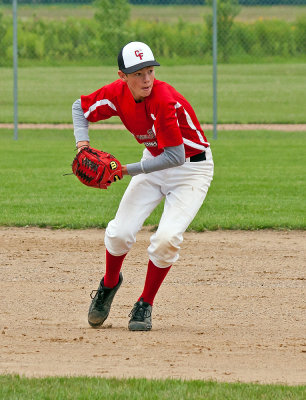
[72,146,123,189]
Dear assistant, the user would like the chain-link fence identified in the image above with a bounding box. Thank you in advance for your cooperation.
[1,0,306,65]
[0,0,305,127]
[0,0,306,66]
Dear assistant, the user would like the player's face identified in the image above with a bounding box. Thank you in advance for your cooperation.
[118,66,155,102]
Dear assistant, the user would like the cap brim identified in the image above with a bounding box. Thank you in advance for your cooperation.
[120,60,160,74]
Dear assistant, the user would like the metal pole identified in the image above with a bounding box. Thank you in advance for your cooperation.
[13,0,18,140]
[212,0,218,140]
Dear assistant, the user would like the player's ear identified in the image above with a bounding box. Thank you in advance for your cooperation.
[118,70,127,82]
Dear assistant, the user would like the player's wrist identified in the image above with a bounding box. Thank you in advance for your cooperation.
[122,165,128,176]
[76,141,90,152]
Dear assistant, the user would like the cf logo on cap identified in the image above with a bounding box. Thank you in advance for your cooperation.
[135,50,144,60]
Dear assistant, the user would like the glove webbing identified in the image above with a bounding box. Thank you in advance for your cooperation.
[75,170,94,184]
[82,157,99,173]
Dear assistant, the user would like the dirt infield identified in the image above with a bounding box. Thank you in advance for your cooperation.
[0,227,305,385]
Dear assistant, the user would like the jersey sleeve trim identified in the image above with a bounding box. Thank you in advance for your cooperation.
[183,138,207,151]
[84,99,117,119]
[175,102,209,146]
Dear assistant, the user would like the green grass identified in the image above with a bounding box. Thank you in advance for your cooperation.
[1,64,305,124]
[0,375,305,400]
[1,129,305,230]
[1,4,306,23]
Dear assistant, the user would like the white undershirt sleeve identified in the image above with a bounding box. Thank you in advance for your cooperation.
[126,144,185,176]
[72,99,89,144]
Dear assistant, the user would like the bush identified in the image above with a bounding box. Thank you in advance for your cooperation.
[205,0,241,62]
[94,0,131,58]
[129,19,208,59]
[0,12,11,65]
[254,19,296,56]
[232,22,257,55]
[0,13,306,65]
[295,16,306,54]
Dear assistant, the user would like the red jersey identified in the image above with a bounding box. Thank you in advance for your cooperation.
[81,79,209,158]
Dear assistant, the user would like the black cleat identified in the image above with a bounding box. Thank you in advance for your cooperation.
[128,298,152,331]
[88,273,123,328]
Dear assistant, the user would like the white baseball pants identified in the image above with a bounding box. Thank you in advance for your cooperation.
[105,147,214,268]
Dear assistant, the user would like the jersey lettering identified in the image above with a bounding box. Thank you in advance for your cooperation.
[144,141,158,147]
[135,129,156,141]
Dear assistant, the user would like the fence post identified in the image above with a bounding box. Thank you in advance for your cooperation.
[13,0,18,140]
[212,0,218,140]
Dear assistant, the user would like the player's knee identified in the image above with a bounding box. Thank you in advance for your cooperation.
[148,229,182,267]
[105,222,136,255]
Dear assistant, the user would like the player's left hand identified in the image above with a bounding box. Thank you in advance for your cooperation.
[72,146,123,189]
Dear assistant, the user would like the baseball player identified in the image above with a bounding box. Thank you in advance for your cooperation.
[72,41,214,331]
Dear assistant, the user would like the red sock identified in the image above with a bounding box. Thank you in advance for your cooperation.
[104,249,126,288]
[139,260,171,306]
